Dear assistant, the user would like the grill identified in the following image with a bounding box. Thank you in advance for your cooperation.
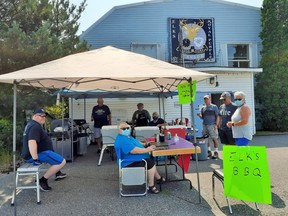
[50,118,79,161]
[73,119,90,155]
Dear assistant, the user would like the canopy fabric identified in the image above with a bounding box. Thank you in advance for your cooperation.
[0,46,213,92]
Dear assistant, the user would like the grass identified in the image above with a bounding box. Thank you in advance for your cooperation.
[0,148,12,173]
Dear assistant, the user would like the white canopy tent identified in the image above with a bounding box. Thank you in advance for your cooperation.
[0,46,213,204]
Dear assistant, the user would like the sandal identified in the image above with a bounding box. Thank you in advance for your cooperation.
[156,176,166,185]
[148,185,160,194]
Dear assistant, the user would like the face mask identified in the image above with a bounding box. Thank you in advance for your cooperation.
[234,100,243,107]
[153,116,158,120]
[122,129,131,136]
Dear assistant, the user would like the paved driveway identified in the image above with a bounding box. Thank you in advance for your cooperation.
[0,135,287,216]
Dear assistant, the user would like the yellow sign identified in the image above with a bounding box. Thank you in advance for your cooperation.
[223,146,272,204]
[177,81,196,104]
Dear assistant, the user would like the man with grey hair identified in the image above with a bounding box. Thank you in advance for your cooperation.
[197,95,219,159]
[217,92,237,145]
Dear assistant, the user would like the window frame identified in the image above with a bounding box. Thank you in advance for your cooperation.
[227,43,251,68]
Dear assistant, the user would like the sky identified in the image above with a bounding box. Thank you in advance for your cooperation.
[70,0,263,34]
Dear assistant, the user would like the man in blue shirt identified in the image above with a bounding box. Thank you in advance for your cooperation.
[91,97,111,153]
[197,95,219,159]
[114,122,166,194]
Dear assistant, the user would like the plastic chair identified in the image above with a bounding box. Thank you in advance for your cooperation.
[115,149,147,197]
[98,125,118,166]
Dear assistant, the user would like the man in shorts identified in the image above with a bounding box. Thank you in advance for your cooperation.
[197,95,219,159]
[217,92,237,145]
[21,108,67,191]
[91,97,111,153]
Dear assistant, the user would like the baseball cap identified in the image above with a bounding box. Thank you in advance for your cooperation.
[203,95,210,99]
[33,108,47,116]
[219,92,231,100]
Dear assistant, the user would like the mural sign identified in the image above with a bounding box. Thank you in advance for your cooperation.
[170,18,215,63]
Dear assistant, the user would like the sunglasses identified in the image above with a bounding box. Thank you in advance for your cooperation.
[120,127,130,130]
[37,115,46,118]
[234,98,242,101]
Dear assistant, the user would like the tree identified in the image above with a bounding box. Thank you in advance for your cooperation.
[0,0,88,74]
[0,0,89,121]
[255,0,288,131]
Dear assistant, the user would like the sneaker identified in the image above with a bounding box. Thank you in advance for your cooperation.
[39,181,52,192]
[212,151,219,159]
[55,171,67,180]
[208,150,212,158]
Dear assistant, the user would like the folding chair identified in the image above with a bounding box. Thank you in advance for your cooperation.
[11,163,43,205]
[134,126,159,142]
[115,149,147,197]
[98,125,118,166]
[212,168,259,214]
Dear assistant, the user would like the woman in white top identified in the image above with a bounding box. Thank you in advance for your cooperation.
[227,91,252,146]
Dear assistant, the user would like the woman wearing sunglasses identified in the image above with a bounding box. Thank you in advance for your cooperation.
[227,91,252,146]
[114,122,165,194]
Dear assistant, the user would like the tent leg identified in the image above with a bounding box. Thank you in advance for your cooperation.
[12,81,17,215]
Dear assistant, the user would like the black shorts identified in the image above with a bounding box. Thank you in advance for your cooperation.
[219,129,235,145]
[126,158,155,170]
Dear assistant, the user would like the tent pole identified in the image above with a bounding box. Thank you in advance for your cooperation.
[162,93,165,121]
[158,95,161,117]
[189,77,201,203]
[180,104,183,125]
[84,96,86,120]
[12,81,17,215]
[71,97,74,163]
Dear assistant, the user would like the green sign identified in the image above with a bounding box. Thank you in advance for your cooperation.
[223,146,272,204]
[177,80,196,104]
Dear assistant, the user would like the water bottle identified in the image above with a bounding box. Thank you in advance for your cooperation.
[167,132,171,140]
[155,134,159,142]
[174,133,179,142]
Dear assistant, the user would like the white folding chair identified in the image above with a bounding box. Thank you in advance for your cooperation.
[11,163,43,205]
[98,125,119,166]
[134,126,159,142]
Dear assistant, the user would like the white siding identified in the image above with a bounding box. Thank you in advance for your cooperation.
[70,72,256,135]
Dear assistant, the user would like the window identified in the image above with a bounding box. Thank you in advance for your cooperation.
[227,44,250,68]
[131,43,164,60]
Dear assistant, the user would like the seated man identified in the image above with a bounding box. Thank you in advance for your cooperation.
[21,108,66,191]
[114,122,165,194]
[148,112,167,128]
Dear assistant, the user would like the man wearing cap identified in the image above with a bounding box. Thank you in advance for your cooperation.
[21,108,67,191]
[197,95,219,159]
[132,103,151,127]
[217,92,237,145]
